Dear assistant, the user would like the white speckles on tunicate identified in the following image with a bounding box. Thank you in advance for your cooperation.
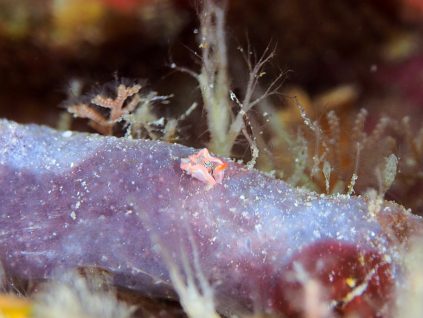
[255,224,262,233]
[62,131,73,138]
[0,120,409,311]
[241,211,250,219]
[1,125,98,172]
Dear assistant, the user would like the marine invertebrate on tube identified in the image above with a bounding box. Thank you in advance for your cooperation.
[0,119,421,317]
[180,148,228,188]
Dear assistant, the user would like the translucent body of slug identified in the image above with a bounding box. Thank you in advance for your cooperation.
[180,148,228,187]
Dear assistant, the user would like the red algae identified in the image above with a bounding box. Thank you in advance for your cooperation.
[0,119,421,317]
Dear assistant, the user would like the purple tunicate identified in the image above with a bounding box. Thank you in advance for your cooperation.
[0,119,421,316]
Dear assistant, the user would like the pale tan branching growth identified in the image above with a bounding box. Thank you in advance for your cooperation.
[197,0,231,155]
[288,130,310,187]
[396,116,423,180]
[137,203,220,318]
[57,111,73,131]
[295,101,329,179]
[401,117,421,160]
[175,0,283,158]
[326,111,341,170]
[123,91,176,141]
[365,188,384,218]
[395,237,423,318]
[230,90,261,169]
[352,108,368,144]
[367,153,398,217]
[228,44,284,155]
[58,79,83,131]
[32,272,134,318]
[367,116,391,146]
[246,114,276,171]
[351,110,392,153]
[148,229,220,318]
[322,160,332,194]
[303,279,331,318]
[346,142,362,196]
[170,226,220,318]
[382,153,398,194]
[278,100,402,196]
[292,263,331,318]
[67,82,142,135]
[123,91,159,138]
[65,80,187,141]
[166,250,220,318]
[92,84,142,122]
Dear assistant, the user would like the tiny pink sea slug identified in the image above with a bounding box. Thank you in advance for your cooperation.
[0,119,421,317]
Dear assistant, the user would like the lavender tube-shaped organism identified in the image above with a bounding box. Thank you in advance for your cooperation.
[0,119,420,317]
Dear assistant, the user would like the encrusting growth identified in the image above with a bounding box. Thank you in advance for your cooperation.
[0,119,421,317]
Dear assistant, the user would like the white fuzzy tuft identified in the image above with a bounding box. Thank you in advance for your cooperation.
[32,272,134,318]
